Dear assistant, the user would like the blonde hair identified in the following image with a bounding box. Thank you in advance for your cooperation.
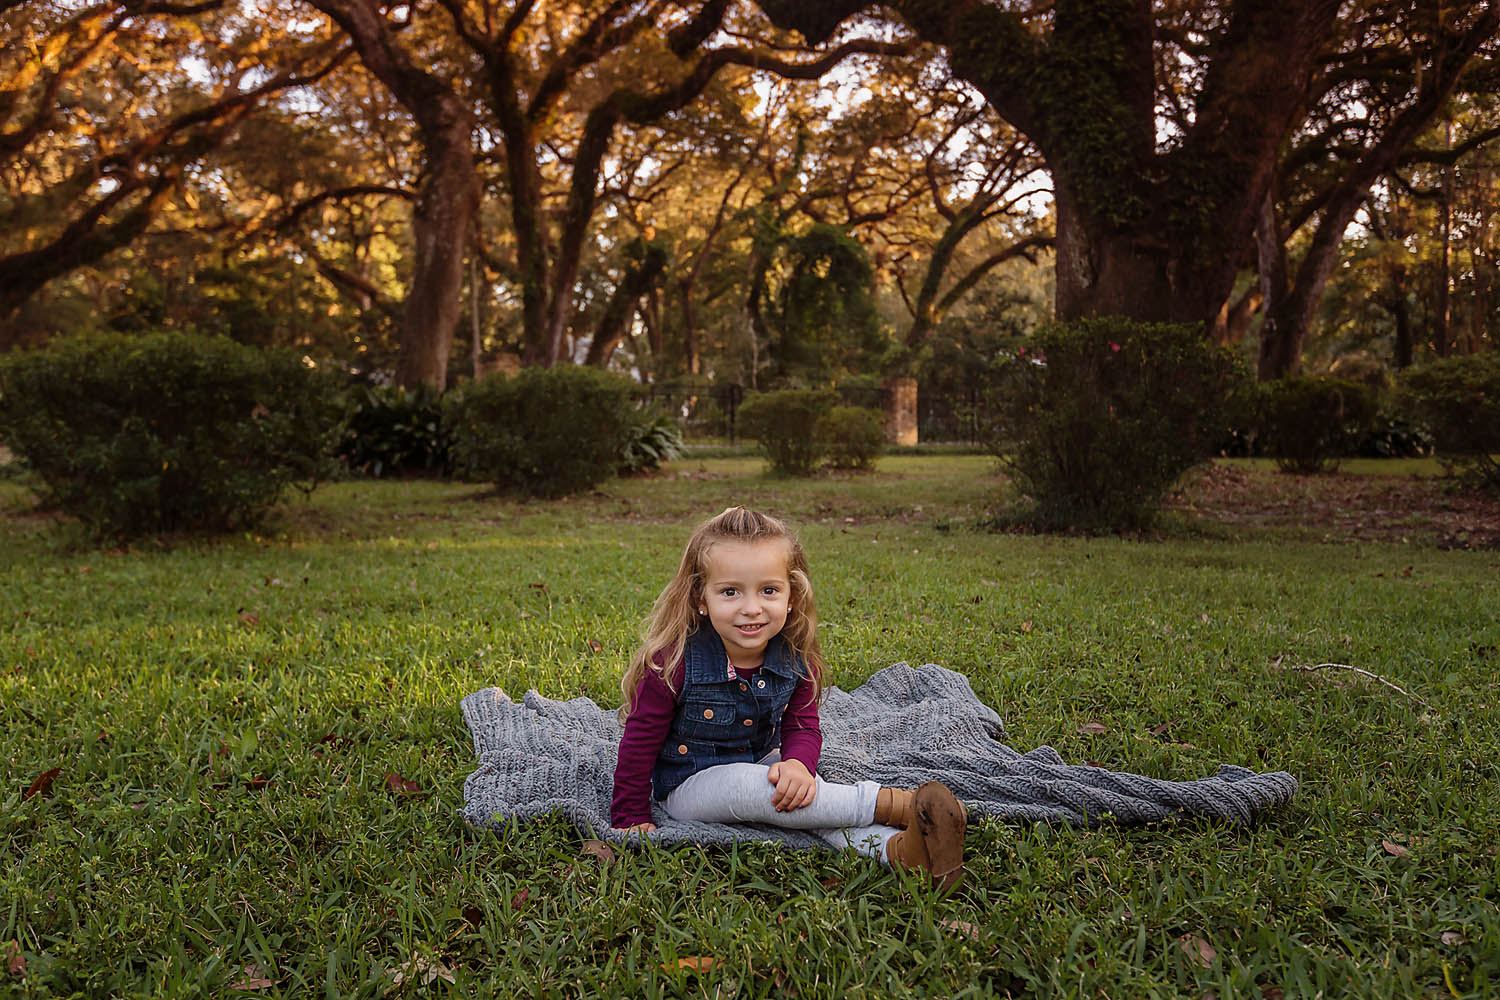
[619,506,824,720]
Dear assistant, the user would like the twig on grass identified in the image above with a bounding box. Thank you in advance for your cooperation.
[1272,655,1431,708]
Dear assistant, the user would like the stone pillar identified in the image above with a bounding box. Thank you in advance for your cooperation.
[882,376,918,446]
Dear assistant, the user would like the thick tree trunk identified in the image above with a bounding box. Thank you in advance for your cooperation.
[394,125,478,390]
[584,242,667,367]
[1389,264,1414,369]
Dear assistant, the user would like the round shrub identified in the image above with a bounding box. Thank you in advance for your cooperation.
[338,382,452,478]
[738,388,838,476]
[444,366,635,498]
[1398,352,1500,490]
[816,405,885,470]
[0,331,342,536]
[989,317,1249,531]
[1256,375,1378,474]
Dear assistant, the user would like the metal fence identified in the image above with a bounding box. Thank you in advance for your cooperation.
[637,380,990,445]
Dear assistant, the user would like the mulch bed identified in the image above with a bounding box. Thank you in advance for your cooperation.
[1166,464,1500,550]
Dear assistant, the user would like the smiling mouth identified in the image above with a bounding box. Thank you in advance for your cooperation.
[734,623,766,635]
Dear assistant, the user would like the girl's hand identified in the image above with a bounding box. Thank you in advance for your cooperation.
[616,822,656,834]
[767,758,817,811]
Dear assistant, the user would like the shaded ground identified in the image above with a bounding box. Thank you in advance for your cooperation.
[1168,463,1500,549]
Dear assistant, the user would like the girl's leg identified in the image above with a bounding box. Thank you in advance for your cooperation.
[664,762,882,831]
[817,823,900,861]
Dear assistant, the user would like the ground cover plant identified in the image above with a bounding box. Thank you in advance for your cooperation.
[2,456,1498,998]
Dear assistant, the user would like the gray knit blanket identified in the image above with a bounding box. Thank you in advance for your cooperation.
[460,662,1297,850]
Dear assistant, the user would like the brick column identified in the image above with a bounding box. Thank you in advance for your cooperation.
[882,376,918,445]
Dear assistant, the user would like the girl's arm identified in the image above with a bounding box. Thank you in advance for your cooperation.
[779,673,823,775]
[610,663,678,829]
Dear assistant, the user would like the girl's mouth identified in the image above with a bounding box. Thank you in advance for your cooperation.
[735,623,766,635]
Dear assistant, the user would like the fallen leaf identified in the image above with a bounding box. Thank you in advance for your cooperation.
[384,771,422,798]
[529,582,548,591]
[1260,987,1285,1000]
[510,888,530,909]
[5,941,24,978]
[1178,934,1216,968]
[238,613,260,627]
[229,964,274,990]
[1381,839,1410,857]
[581,840,616,865]
[1019,620,1033,633]
[587,638,604,653]
[243,776,270,791]
[663,957,717,974]
[940,919,981,940]
[389,956,454,987]
[24,768,60,800]
[819,876,844,890]
[462,905,484,927]
[1077,721,1108,735]
[1441,930,1466,946]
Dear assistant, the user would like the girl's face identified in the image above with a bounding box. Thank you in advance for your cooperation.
[697,538,792,670]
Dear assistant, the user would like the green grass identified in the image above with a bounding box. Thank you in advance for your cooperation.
[2,456,1498,998]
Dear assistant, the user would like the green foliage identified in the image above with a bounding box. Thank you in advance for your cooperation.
[816,405,885,470]
[1256,376,1379,474]
[444,366,635,498]
[990,317,1248,531]
[338,382,452,478]
[1356,412,1433,459]
[755,221,883,384]
[737,388,838,476]
[1397,352,1500,489]
[0,331,340,536]
[618,408,686,476]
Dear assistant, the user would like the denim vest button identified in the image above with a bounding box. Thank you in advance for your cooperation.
[742,719,753,727]
[702,709,714,720]
[756,679,765,688]
[739,682,748,692]
[677,744,688,755]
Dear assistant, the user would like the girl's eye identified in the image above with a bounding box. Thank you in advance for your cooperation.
[721,588,737,597]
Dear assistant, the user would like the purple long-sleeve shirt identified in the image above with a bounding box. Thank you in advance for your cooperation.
[610,654,822,829]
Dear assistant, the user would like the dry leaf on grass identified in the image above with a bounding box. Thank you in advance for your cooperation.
[581,840,616,865]
[1441,930,1466,946]
[384,772,423,798]
[940,919,981,940]
[229,964,274,990]
[663,957,717,973]
[1381,839,1410,857]
[1260,986,1285,1000]
[24,768,59,800]
[1077,722,1108,735]
[238,613,259,627]
[510,888,530,909]
[588,638,604,653]
[5,941,24,978]
[390,956,455,987]
[1178,934,1216,968]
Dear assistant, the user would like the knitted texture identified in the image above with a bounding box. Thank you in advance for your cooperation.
[460,662,1298,849]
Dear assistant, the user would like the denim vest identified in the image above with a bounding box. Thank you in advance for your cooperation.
[651,626,805,800]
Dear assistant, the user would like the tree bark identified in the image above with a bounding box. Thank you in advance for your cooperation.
[310,0,480,391]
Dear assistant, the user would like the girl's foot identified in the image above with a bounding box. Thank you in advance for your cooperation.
[885,782,966,892]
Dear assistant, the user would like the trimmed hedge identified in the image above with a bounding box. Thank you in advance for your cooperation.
[444,366,635,498]
[989,317,1248,531]
[1398,352,1500,490]
[737,389,839,476]
[817,405,885,470]
[338,382,452,478]
[0,332,341,536]
[1256,376,1378,474]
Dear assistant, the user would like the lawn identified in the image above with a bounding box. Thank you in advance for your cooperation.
[2,456,1497,998]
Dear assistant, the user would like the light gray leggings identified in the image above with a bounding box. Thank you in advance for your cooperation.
[663,754,900,862]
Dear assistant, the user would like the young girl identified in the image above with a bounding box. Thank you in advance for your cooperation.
[611,506,967,888]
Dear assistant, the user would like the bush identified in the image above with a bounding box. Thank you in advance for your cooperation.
[1356,412,1433,459]
[738,389,838,476]
[0,331,341,536]
[445,366,635,498]
[989,317,1249,531]
[1398,352,1500,490]
[619,409,686,476]
[1256,376,1378,474]
[338,382,452,478]
[816,405,885,470]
